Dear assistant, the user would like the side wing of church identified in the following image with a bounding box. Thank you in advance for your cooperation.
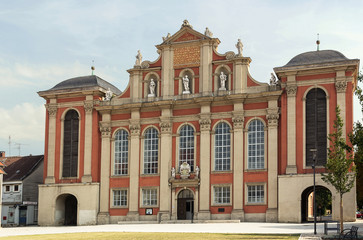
[37,21,359,225]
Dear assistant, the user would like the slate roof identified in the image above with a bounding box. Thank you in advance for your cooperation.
[3,155,44,182]
[48,75,122,95]
[284,50,349,67]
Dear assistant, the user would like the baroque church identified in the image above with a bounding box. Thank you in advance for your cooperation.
[37,20,359,225]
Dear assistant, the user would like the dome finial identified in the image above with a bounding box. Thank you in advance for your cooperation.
[316,33,320,51]
[91,60,95,75]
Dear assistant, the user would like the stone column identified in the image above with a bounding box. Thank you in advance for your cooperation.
[200,41,213,94]
[335,70,347,137]
[286,82,297,174]
[231,108,245,220]
[266,104,279,222]
[127,109,141,221]
[234,58,251,93]
[198,104,211,220]
[82,97,93,183]
[97,111,111,224]
[45,102,57,184]
[158,108,172,221]
[161,46,173,96]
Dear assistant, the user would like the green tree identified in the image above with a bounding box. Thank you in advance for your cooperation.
[322,106,355,232]
[351,71,363,209]
[316,188,332,219]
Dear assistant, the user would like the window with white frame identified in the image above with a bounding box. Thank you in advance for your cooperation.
[214,122,231,171]
[142,189,157,206]
[113,189,127,207]
[13,185,19,192]
[4,185,10,192]
[143,128,159,174]
[179,124,195,171]
[114,129,129,175]
[247,185,264,203]
[214,186,230,204]
[248,119,265,169]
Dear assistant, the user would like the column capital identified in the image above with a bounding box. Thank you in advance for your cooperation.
[84,100,94,113]
[286,85,297,97]
[335,81,347,93]
[99,122,111,138]
[129,123,141,136]
[266,108,279,127]
[199,119,211,131]
[159,122,172,134]
[46,103,58,118]
[232,116,244,129]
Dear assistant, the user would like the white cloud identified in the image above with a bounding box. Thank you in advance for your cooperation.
[0,102,45,142]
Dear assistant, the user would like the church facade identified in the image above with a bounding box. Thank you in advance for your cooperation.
[38,21,359,225]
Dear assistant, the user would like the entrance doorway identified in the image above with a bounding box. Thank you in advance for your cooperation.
[55,194,78,226]
[177,189,194,220]
[301,186,332,222]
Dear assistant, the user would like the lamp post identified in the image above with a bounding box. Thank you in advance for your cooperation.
[311,148,317,235]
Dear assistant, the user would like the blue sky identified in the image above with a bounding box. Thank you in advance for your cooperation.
[0,0,362,156]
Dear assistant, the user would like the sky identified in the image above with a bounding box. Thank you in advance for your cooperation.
[0,0,362,157]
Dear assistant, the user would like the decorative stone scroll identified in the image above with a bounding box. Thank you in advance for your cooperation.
[99,123,111,137]
[286,85,297,97]
[141,61,150,69]
[46,104,58,118]
[160,122,172,133]
[335,81,347,93]
[129,123,141,136]
[84,100,94,113]
[225,51,236,60]
[199,119,211,131]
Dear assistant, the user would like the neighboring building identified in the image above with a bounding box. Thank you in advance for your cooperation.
[37,21,359,226]
[0,155,5,228]
[1,155,44,226]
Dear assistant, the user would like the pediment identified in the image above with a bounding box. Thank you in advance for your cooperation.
[161,26,210,45]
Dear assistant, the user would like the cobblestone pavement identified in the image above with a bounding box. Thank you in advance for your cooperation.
[1,220,362,238]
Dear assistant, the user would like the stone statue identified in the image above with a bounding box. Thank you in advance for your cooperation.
[235,39,243,57]
[182,75,190,93]
[180,162,191,179]
[149,78,156,96]
[171,167,175,178]
[195,166,200,178]
[162,33,171,41]
[135,50,142,66]
[104,88,113,101]
[219,72,227,90]
[204,27,213,37]
[270,73,277,85]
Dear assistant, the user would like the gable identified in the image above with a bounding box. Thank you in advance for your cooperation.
[174,32,202,43]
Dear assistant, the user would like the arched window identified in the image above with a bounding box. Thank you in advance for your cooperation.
[179,125,195,171]
[214,122,231,171]
[63,109,79,177]
[114,129,129,175]
[143,128,159,174]
[248,119,264,169]
[306,88,327,166]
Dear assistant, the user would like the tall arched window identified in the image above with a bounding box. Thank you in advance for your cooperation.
[248,119,264,169]
[214,122,231,171]
[306,88,327,166]
[63,109,79,177]
[143,128,159,174]
[179,125,195,171]
[114,129,129,175]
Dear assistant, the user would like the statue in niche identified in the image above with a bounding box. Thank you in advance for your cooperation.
[135,50,142,66]
[219,72,227,90]
[195,166,200,178]
[235,39,243,57]
[182,75,190,94]
[104,88,113,101]
[204,27,213,37]
[148,78,156,97]
[180,162,191,179]
[171,167,176,178]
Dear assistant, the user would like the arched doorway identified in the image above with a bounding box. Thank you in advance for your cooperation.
[177,189,194,220]
[55,194,78,226]
[301,186,332,222]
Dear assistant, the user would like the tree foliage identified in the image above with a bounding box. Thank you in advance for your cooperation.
[322,106,355,231]
[316,188,332,217]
